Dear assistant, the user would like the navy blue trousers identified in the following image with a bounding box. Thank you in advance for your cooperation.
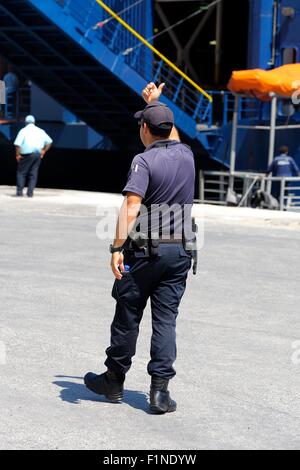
[105,244,191,380]
[16,152,41,196]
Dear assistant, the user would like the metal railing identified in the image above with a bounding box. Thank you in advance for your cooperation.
[55,0,213,126]
[221,93,262,127]
[0,87,31,121]
[195,91,263,129]
[198,171,300,212]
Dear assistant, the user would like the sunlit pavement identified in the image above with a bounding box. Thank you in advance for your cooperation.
[1,186,300,450]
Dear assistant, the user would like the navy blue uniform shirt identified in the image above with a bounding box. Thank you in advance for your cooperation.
[268,154,300,177]
[123,140,195,238]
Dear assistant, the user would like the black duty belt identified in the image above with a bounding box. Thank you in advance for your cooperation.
[126,221,198,275]
[128,237,184,258]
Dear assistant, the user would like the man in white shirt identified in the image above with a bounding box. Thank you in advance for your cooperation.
[14,115,53,197]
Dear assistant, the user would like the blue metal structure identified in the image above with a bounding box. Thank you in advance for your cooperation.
[248,0,275,69]
[239,0,300,171]
[206,0,300,172]
[0,0,213,151]
[248,0,300,69]
[279,0,300,63]
[1,0,300,170]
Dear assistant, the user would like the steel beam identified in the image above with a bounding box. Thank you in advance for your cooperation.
[155,2,183,66]
[229,95,239,190]
[267,94,278,194]
[214,0,223,84]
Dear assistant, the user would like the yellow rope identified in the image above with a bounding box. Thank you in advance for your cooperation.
[95,0,213,103]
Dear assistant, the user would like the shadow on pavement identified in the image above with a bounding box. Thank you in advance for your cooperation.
[53,377,149,413]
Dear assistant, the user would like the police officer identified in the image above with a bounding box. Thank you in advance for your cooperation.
[267,146,300,200]
[85,83,196,414]
[268,146,300,178]
[14,115,53,198]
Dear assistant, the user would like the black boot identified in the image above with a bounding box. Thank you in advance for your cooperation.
[149,377,177,414]
[84,370,125,403]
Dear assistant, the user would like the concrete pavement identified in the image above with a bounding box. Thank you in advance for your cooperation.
[0,186,300,450]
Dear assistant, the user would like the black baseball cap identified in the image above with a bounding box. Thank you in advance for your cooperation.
[134,101,174,130]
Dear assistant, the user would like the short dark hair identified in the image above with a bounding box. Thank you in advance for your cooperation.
[144,121,172,139]
[280,146,289,154]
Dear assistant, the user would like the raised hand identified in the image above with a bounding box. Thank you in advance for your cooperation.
[142,82,165,104]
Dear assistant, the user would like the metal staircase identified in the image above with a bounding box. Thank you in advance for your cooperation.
[0,0,214,151]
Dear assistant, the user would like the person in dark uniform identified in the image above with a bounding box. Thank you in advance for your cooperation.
[85,83,196,414]
[268,146,300,178]
[267,146,300,200]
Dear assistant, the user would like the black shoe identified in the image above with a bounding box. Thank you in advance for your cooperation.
[149,377,177,414]
[84,370,125,403]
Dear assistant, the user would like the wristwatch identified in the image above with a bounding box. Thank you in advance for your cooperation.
[109,244,124,254]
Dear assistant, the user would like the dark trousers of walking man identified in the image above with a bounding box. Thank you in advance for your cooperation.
[105,245,191,379]
[16,152,41,197]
